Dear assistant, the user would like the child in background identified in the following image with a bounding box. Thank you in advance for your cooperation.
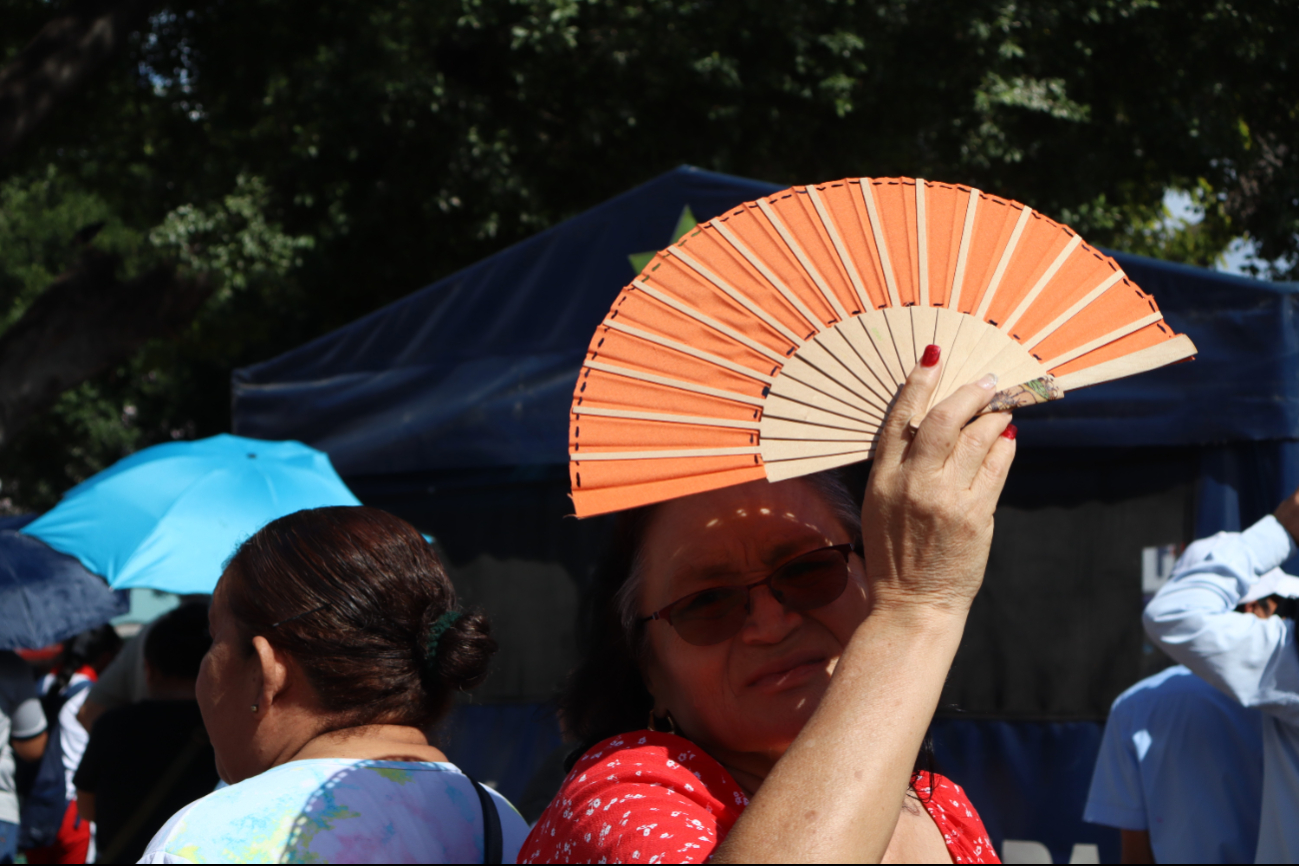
[23,626,121,864]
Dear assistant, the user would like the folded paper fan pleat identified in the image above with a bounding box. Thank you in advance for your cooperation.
[570,177,1197,517]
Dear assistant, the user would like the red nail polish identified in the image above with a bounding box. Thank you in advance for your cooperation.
[1001,424,1018,440]
[921,344,941,367]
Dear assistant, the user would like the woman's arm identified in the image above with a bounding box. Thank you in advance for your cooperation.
[1143,502,1299,722]
[9,692,48,762]
[715,350,1015,863]
[1121,830,1154,864]
[12,730,47,763]
[76,790,96,822]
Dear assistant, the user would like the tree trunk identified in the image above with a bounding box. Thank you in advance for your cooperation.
[0,0,157,160]
[0,251,211,448]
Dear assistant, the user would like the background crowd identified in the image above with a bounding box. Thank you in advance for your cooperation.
[0,364,1295,863]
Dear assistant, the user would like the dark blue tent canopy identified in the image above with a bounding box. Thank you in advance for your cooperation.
[233,166,1299,478]
[233,167,782,476]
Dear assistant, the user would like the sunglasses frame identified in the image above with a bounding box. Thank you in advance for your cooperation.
[639,541,864,644]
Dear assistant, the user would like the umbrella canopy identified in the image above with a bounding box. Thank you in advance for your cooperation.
[22,434,361,594]
[0,527,127,650]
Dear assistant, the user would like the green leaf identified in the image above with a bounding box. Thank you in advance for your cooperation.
[628,205,698,275]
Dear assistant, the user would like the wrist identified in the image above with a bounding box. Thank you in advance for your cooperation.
[859,596,969,638]
[1274,501,1299,545]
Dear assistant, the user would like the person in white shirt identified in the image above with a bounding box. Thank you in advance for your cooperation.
[38,628,122,807]
[1143,486,1299,863]
[24,625,121,864]
[0,651,48,864]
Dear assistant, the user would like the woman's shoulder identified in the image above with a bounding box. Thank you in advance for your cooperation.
[914,771,999,864]
[521,732,749,865]
[571,731,747,798]
[143,759,529,864]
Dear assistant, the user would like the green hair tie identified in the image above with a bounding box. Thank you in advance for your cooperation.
[425,611,462,660]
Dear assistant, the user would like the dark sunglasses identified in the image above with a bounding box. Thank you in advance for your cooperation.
[639,542,863,647]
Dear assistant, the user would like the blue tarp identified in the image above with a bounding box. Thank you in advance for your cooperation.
[233,166,1299,476]
[930,719,1119,863]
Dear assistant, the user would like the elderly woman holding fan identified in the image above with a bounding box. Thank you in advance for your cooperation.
[522,348,1009,863]
[526,177,1195,862]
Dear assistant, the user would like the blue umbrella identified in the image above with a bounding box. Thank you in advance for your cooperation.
[0,525,128,651]
[22,434,361,594]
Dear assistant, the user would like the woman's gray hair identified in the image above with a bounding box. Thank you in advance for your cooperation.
[613,469,861,654]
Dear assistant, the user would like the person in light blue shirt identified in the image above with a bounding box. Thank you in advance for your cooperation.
[1144,494,1299,864]
[1084,665,1264,863]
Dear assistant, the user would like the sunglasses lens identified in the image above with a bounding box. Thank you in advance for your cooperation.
[665,547,852,646]
[669,586,750,646]
[772,548,851,611]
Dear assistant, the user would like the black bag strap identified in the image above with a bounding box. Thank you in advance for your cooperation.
[36,677,92,732]
[464,774,502,864]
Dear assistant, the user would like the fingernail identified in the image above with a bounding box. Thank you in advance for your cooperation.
[1001,424,1018,440]
[921,344,940,367]
[977,373,998,390]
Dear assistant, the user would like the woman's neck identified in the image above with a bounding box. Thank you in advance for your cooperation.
[699,741,786,798]
[291,724,449,765]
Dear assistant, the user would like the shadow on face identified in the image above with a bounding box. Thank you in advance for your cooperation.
[637,478,869,762]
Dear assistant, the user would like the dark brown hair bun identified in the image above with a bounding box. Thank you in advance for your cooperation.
[418,607,495,694]
[223,505,497,729]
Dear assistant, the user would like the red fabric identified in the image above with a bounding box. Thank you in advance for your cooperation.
[521,731,998,864]
[48,664,98,683]
[24,802,92,864]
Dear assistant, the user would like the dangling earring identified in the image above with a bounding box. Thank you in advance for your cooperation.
[647,710,677,734]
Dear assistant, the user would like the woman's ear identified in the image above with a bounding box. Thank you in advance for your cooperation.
[251,635,289,709]
[640,653,666,713]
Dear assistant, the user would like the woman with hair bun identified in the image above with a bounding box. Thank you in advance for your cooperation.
[139,506,528,864]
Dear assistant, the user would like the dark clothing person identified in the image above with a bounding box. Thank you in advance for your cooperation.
[73,603,215,864]
[71,700,216,864]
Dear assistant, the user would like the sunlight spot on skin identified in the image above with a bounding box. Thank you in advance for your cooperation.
[759,508,771,515]
[784,512,796,519]
[705,518,720,528]
[802,520,823,534]
[735,509,747,517]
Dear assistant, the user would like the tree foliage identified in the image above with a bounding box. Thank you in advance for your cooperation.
[0,0,1296,509]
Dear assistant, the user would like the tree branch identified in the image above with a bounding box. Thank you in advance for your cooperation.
[0,0,157,160]
[0,251,212,448]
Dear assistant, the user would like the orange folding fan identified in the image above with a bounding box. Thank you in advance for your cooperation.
[569,177,1197,517]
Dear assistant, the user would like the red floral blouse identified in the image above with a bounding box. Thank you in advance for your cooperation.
[521,731,998,864]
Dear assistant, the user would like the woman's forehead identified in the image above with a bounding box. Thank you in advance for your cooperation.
[208,577,234,623]
[643,480,844,571]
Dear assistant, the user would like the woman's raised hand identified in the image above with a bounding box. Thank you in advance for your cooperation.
[862,345,1017,617]
[714,346,1016,863]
